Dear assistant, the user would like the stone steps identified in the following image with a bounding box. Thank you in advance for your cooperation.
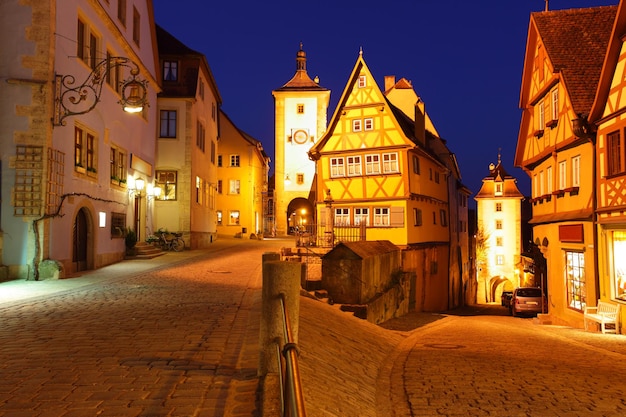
[126,241,164,260]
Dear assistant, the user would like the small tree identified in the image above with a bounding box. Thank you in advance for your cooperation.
[474,226,491,303]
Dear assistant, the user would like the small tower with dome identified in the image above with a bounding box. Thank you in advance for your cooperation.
[474,151,525,304]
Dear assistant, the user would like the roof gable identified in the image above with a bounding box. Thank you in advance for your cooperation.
[310,52,414,156]
[532,6,616,116]
[590,1,626,122]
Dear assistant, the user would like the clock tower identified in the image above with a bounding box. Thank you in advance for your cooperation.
[273,44,330,235]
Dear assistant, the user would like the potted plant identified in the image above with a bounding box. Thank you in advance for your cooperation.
[125,227,137,256]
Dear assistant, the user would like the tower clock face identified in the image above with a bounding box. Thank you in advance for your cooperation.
[293,129,308,144]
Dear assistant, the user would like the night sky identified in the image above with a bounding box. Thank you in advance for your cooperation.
[152,0,618,206]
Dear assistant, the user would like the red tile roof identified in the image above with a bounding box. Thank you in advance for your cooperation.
[532,6,617,116]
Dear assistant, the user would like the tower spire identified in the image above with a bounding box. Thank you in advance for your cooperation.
[296,42,306,72]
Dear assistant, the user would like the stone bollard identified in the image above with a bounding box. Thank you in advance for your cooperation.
[258,255,304,376]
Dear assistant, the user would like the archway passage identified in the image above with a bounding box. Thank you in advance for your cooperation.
[286,198,314,235]
[73,208,88,272]
[490,276,515,304]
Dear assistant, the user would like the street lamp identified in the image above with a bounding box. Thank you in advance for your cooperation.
[53,56,148,126]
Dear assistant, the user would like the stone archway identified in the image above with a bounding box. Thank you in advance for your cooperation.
[286,197,314,234]
[490,276,515,304]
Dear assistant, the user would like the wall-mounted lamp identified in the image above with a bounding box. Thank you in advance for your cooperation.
[285,174,291,185]
[53,56,149,126]
[134,177,145,193]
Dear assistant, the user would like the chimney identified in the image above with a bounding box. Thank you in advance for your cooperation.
[384,75,396,92]
[414,99,426,146]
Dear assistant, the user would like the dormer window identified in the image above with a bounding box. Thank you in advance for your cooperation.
[163,61,178,82]
[495,182,503,196]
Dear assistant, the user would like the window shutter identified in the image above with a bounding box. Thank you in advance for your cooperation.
[390,207,404,227]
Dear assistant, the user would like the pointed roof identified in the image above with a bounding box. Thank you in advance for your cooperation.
[525,6,616,117]
[590,1,626,122]
[156,24,222,103]
[475,154,524,199]
[274,44,328,92]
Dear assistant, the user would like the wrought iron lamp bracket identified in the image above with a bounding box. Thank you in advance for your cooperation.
[53,57,148,126]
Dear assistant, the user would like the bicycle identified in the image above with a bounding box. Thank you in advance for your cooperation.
[155,229,184,252]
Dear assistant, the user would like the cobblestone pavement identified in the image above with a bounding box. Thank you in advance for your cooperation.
[0,237,286,417]
[2,241,625,417]
[379,304,626,417]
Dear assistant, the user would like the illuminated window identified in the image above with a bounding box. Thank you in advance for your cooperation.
[565,250,586,311]
[230,154,240,167]
[572,155,581,187]
[358,75,366,88]
[195,176,201,203]
[163,61,178,81]
[352,119,362,132]
[364,118,373,130]
[229,179,240,195]
[496,255,504,265]
[495,182,503,196]
[334,208,350,226]
[74,126,97,173]
[355,208,369,226]
[551,88,559,121]
[159,110,177,138]
[229,210,240,225]
[382,153,399,173]
[373,207,390,226]
[297,104,304,114]
[330,157,345,177]
[110,146,127,186]
[559,161,567,189]
[155,170,177,200]
[217,210,223,225]
[347,156,362,176]
[365,154,380,175]
[612,230,626,301]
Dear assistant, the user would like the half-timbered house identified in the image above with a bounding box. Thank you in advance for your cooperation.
[515,6,616,327]
[308,51,466,311]
[588,1,626,331]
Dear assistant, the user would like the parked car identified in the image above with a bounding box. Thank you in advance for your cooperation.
[510,287,547,317]
[501,291,513,307]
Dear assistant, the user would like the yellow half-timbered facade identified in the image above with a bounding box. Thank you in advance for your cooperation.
[309,52,466,311]
[589,1,626,332]
[515,6,616,328]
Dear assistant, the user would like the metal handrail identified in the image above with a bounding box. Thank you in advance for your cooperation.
[277,293,306,417]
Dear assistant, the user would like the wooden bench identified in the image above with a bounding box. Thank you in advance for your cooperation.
[584,300,620,334]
